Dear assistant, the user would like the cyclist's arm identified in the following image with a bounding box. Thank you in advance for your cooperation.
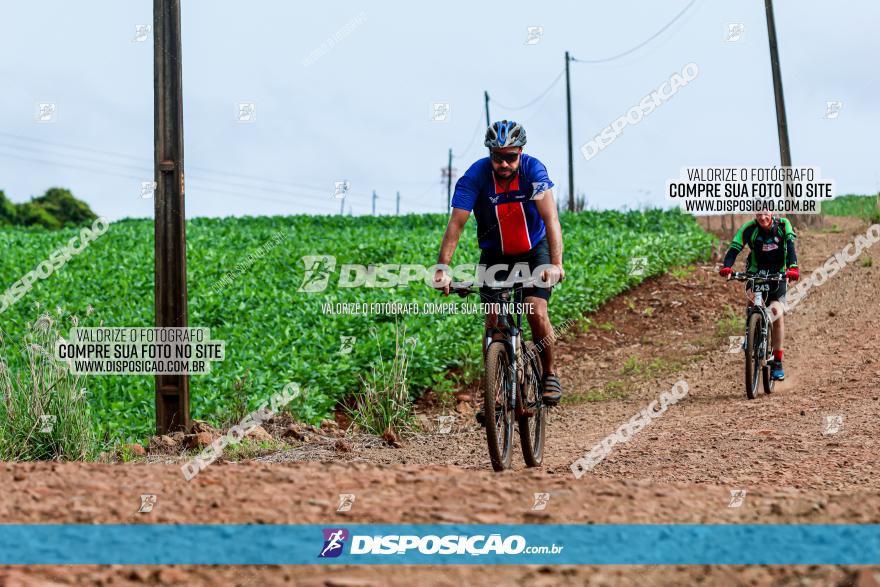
[786,239,798,269]
[439,168,479,267]
[535,190,563,266]
[781,217,798,269]
[437,208,470,266]
[722,221,752,268]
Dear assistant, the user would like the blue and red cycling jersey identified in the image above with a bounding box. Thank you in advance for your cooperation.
[451,154,554,255]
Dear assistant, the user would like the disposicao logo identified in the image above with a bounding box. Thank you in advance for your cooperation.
[318,528,349,558]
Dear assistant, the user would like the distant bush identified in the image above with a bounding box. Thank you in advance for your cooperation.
[0,188,97,229]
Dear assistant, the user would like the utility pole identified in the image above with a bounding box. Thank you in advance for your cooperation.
[764,0,804,227]
[565,51,575,213]
[396,191,400,215]
[153,0,189,434]
[339,193,345,215]
[372,190,377,216]
[447,148,453,209]
[484,91,491,127]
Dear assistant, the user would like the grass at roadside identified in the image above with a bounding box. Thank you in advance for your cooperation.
[715,305,741,340]
[223,438,289,460]
[0,310,98,460]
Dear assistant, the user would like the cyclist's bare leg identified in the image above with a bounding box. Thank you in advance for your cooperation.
[524,296,554,375]
[768,300,784,353]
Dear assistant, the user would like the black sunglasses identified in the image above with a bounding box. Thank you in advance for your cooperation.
[490,151,520,164]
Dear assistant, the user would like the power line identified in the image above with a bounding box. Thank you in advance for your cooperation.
[0,131,447,211]
[0,149,335,214]
[453,109,487,160]
[0,149,144,182]
[570,0,699,64]
[0,131,330,194]
[489,68,565,111]
[0,141,337,203]
[0,140,151,174]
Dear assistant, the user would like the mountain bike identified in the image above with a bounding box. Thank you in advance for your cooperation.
[449,279,545,471]
[728,271,787,399]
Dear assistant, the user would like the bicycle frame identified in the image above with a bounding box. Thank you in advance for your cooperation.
[449,279,529,414]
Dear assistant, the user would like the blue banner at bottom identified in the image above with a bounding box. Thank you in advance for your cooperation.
[0,524,878,565]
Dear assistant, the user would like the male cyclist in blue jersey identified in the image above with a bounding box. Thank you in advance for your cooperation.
[433,120,565,414]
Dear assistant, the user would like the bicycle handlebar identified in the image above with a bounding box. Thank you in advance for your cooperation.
[728,271,787,282]
[449,282,478,297]
[447,278,539,296]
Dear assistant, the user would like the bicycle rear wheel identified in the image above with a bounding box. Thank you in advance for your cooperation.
[518,341,545,467]
[744,312,762,399]
[484,342,514,471]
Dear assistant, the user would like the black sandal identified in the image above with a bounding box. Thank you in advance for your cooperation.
[542,373,562,406]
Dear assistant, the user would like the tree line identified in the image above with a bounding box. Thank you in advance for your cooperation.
[0,188,97,229]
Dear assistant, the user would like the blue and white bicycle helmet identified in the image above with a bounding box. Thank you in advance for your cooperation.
[484,120,527,148]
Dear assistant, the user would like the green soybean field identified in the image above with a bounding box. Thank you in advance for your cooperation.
[0,209,715,445]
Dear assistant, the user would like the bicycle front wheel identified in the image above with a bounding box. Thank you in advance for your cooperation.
[762,313,775,394]
[484,342,514,471]
[518,341,545,467]
[744,312,763,399]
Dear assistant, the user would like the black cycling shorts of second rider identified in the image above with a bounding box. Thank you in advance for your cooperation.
[746,279,787,304]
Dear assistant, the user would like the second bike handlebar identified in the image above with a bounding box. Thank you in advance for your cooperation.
[728,272,787,282]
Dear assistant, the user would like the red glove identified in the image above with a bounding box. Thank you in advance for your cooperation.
[719,266,733,278]
[786,267,799,281]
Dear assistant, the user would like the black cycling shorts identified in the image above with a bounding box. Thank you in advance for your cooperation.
[746,280,787,304]
[478,238,554,304]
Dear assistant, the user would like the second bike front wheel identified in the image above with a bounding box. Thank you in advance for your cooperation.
[762,315,775,394]
[518,341,545,467]
[744,312,762,400]
[484,342,514,472]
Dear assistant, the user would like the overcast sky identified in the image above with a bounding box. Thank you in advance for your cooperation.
[1,0,877,220]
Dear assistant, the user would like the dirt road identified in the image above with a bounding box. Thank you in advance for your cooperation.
[2,218,879,586]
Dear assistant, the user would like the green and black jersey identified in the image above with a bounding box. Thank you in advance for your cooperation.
[723,217,798,273]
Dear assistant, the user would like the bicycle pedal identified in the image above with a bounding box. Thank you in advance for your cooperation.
[475,406,502,427]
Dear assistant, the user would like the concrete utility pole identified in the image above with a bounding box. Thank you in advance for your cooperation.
[372,190,377,215]
[484,91,491,128]
[396,191,400,215]
[763,0,810,227]
[153,0,190,434]
[764,0,791,171]
[446,148,453,209]
[565,51,575,212]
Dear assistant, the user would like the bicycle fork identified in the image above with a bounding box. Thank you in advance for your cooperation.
[508,332,519,413]
[745,308,770,365]
[758,309,770,365]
